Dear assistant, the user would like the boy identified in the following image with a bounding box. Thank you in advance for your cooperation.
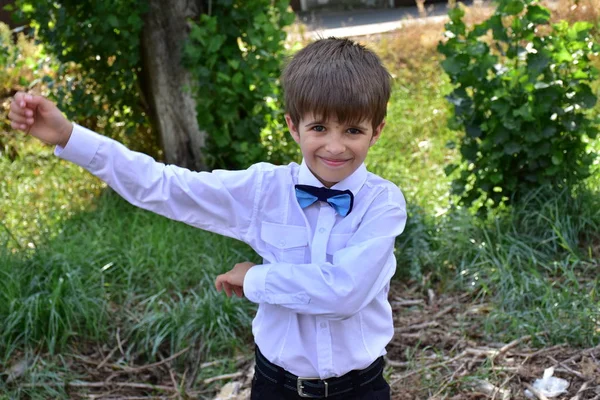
[9,38,406,399]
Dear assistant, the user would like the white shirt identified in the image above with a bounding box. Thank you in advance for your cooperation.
[57,124,407,379]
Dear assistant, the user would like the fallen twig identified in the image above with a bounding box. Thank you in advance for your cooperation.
[203,371,244,385]
[432,305,455,319]
[569,381,592,400]
[492,334,532,361]
[395,321,439,333]
[120,347,190,374]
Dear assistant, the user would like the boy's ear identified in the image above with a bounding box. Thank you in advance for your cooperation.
[285,114,301,144]
[370,121,386,147]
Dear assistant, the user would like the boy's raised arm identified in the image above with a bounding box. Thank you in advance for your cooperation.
[9,92,261,242]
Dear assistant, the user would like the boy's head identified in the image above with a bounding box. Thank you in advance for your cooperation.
[281,37,392,187]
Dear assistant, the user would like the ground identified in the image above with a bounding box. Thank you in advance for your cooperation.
[9,279,597,399]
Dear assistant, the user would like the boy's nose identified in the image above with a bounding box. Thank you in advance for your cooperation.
[325,136,345,155]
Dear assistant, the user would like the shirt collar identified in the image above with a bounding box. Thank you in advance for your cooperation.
[297,159,367,197]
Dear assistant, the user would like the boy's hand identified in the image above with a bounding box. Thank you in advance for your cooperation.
[215,261,256,298]
[9,92,73,147]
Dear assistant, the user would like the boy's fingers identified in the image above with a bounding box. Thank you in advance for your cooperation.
[8,111,33,125]
[10,121,29,132]
[215,275,224,291]
[13,91,27,106]
[222,282,232,297]
[233,286,244,298]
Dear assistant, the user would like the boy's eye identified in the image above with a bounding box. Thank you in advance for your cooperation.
[347,128,363,135]
[312,125,326,132]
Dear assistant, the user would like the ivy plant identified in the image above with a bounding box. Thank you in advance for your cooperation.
[183,0,296,169]
[438,0,600,210]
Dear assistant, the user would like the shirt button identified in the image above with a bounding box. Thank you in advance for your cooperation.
[320,322,327,329]
[279,240,286,247]
[318,227,325,234]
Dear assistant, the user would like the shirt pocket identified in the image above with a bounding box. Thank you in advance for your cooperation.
[326,233,353,256]
[261,221,308,263]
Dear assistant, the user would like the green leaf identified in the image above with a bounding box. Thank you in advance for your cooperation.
[551,151,564,165]
[500,0,525,15]
[461,140,479,161]
[466,124,483,138]
[527,51,551,77]
[107,15,119,28]
[573,85,597,109]
[444,164,459,176]
[541,126,557,138]
[568,21,592,40]
[503,141,521,154]
[492,127,510,144]
[488,15,509,42]
[525,5,550,24]
[448,7,465,21]
[491,99,511,116]
[490,172,503,184]
[466,42,488,57]
[441,54,470,75]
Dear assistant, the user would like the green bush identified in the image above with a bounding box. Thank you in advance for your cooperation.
[15,0,296,169]
[438,0,600,211]
[183,0,296,169]
[14,1,149,144]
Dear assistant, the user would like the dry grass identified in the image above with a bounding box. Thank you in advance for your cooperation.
[544,0,600,25]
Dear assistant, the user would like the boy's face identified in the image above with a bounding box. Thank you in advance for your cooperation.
[285,113,384,188]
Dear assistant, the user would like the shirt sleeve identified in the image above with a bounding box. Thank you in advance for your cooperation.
[55,124,262,241]
[243,187,407,320]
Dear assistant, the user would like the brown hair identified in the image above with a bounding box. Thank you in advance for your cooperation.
[281,37,391,131]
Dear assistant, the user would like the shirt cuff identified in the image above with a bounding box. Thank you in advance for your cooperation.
[244,264,270,304]
[54,124,102,168]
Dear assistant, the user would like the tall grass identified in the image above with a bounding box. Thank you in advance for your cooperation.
[0,192,257,365]
[395,185,600,346]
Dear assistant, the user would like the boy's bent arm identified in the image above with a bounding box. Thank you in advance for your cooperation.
[57,124,262,241]
[243,189,407,320]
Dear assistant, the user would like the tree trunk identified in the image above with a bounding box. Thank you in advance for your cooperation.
[140,0,208,171]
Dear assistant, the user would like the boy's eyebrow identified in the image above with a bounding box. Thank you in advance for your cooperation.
[304,120,325,127]
[304,120,370,129]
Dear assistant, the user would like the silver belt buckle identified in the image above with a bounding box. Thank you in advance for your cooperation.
[297,377,328,398]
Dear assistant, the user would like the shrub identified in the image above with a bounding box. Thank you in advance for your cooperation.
[183,0,296,168]
[438,0,600,211]
[14,0,296,168]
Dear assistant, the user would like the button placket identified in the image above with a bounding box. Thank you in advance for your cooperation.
[316,318,333,375]
[310,207,335,264]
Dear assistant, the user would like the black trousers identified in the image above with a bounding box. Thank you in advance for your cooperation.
[250,363,391,400]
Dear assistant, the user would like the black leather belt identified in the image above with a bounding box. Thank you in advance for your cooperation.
[254,347,384,398]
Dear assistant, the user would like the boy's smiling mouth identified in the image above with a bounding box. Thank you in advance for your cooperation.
[319,156,351,167]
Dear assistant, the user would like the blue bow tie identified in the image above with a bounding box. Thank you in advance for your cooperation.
[295,184,354,217]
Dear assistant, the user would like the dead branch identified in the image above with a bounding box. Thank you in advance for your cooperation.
[395,321,439,333]
[569,381,592,400]
[492,334,532,361]
[432,305,455,319]
[203,371,244,385]
[119,347,190,374]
